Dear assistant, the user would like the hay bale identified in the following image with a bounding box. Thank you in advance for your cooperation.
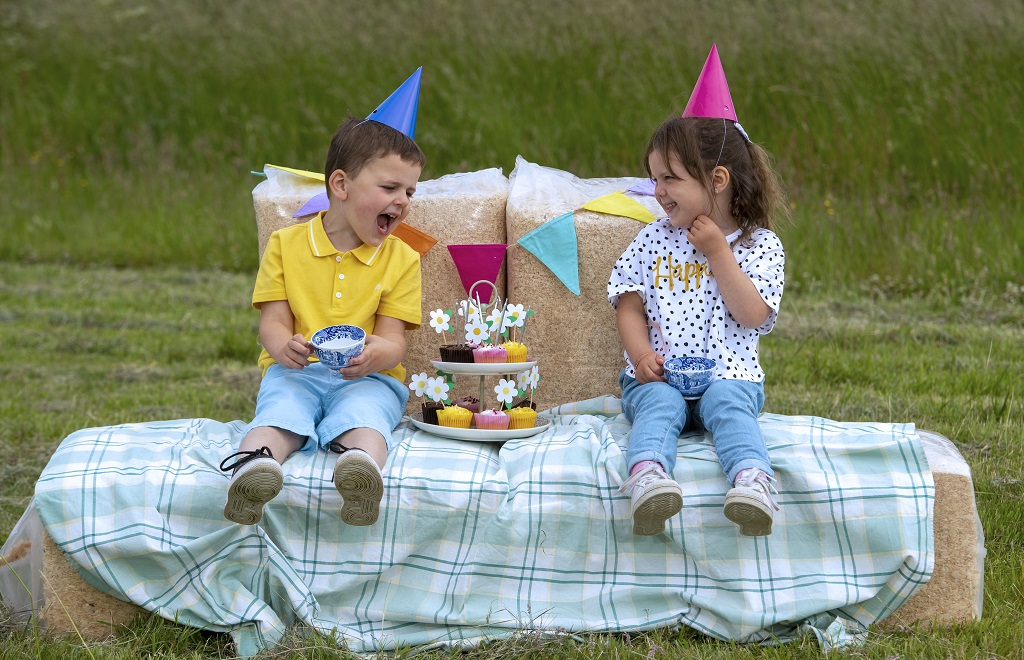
[505,157,658,410]
[251,167,510,415]
[876,430,984,629]
[40,532,145,639]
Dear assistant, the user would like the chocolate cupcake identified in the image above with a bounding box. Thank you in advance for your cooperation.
[421,401,444,425]
[509,395,537,410]
[439,344,475,363]
[452,396,481,413]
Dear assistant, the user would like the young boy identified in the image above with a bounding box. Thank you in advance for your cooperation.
[220,115,424,527]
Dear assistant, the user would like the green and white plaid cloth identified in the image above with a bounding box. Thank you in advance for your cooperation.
[34,396,933,656]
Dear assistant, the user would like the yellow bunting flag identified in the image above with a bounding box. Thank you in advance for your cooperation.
[265,164,325,182]
[580,191,656,224]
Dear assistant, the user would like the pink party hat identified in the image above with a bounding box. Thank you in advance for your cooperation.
[682,44,738,122]
[366,67,422,139]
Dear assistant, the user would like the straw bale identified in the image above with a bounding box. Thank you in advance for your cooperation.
[40,531,145,639]
[876,431,984,629]
[505,157,658,410]
[251,168,509,415]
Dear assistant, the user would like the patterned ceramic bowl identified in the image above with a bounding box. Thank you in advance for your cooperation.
[310,325,365,370]
[663,356,717,398]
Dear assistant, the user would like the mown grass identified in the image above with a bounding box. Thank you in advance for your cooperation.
[1,0,1023,656]
[1,261,1021,658]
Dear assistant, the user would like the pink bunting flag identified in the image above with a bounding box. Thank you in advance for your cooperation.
[447,244,507,302]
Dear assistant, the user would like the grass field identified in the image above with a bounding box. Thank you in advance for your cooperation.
[1,0,1023,657]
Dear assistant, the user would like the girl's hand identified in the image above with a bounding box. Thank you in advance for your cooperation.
[634,352,666,384]
[276,333,314,369]
[687,214,730,260]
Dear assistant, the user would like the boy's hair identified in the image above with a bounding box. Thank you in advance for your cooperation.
[324,116,426,187]
[643,116,790,245]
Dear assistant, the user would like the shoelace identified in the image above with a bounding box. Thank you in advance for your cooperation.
[219,446,274,473]
[734,469,780,511]
[618,462,669,494]
[328,441,363,455]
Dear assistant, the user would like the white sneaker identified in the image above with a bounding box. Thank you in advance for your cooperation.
[330,443,384,526]
[724,469,779,536]
[618,463,683,536]
[221,447,283,525]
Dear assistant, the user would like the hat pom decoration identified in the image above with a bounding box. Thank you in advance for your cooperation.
[366,67,422,139]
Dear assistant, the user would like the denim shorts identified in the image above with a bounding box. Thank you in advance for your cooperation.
[244,362,409,454]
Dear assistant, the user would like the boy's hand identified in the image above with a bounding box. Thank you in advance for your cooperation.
[276,333,314,369]
[634,352,666,384]
[687,214,730,260]
[337,335,389,380]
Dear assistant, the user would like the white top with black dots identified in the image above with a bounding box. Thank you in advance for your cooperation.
[607,219,785,383]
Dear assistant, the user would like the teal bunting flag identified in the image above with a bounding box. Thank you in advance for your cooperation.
[517,211,581,295]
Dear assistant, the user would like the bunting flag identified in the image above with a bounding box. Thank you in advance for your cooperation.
[447,244,507,301]
[393,224,438,257]
[517,212,580,295]
[265,164,325,181]
[293,192,329,218]
[580,191,656,224]
[626,179,655,196]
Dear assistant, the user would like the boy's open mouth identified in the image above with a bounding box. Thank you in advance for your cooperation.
[376,213,398,234]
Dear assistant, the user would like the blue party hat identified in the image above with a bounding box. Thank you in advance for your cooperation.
[366,67,422,139]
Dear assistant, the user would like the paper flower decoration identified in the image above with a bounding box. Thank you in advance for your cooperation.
[518,366,540,392]
[408,372,430,398]
[464,320,490,344]
[494,378,519,407]
[424,375,451,403]
[457,300,483,325]
[485,307,505,332]
[429,309,451,333]
[502,303,526,330]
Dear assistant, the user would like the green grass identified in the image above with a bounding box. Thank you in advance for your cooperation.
[2,0,1023,656]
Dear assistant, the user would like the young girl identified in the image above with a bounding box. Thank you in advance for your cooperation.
[608,46,789,537]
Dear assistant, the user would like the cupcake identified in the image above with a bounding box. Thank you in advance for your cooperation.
[473,345,508,363]
[440,344,475,363]
[501,341,528,363]
[437,405,473,428]
[421,401,444,425]
[507,407,538,430]
[509,395,538,410]
[473,409,510,430]
[452,396,481,413]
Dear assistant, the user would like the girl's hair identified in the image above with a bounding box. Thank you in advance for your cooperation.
[324,116,426,186]
[643,116,789,245]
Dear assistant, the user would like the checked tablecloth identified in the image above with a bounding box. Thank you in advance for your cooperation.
[33,396,933,655]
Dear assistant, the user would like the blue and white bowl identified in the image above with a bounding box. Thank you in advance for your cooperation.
[663,356,717,398]
[310,325,365,370]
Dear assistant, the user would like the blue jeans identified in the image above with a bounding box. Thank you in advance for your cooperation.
[618,370,773,483]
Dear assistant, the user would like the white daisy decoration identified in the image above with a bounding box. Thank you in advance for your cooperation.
[428,309,451,334]
[424,376,450,403]
[457,300,483,325]
[464,320,490,344]
[502,303,526,330]
[485,307,505,332]
[408,372,430,397]
[494,378,519,406]
[523,365,541,391]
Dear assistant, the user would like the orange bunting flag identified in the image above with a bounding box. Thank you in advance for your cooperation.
[393,224,438,257]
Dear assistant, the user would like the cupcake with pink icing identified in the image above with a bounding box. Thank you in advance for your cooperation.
[473,409,510,430]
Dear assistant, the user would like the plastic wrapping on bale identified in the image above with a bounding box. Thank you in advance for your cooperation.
[505,156,662,410]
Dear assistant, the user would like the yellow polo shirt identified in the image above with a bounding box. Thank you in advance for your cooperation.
[252,213,422,382]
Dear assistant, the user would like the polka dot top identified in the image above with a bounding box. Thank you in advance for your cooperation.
[607,219,785,383]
